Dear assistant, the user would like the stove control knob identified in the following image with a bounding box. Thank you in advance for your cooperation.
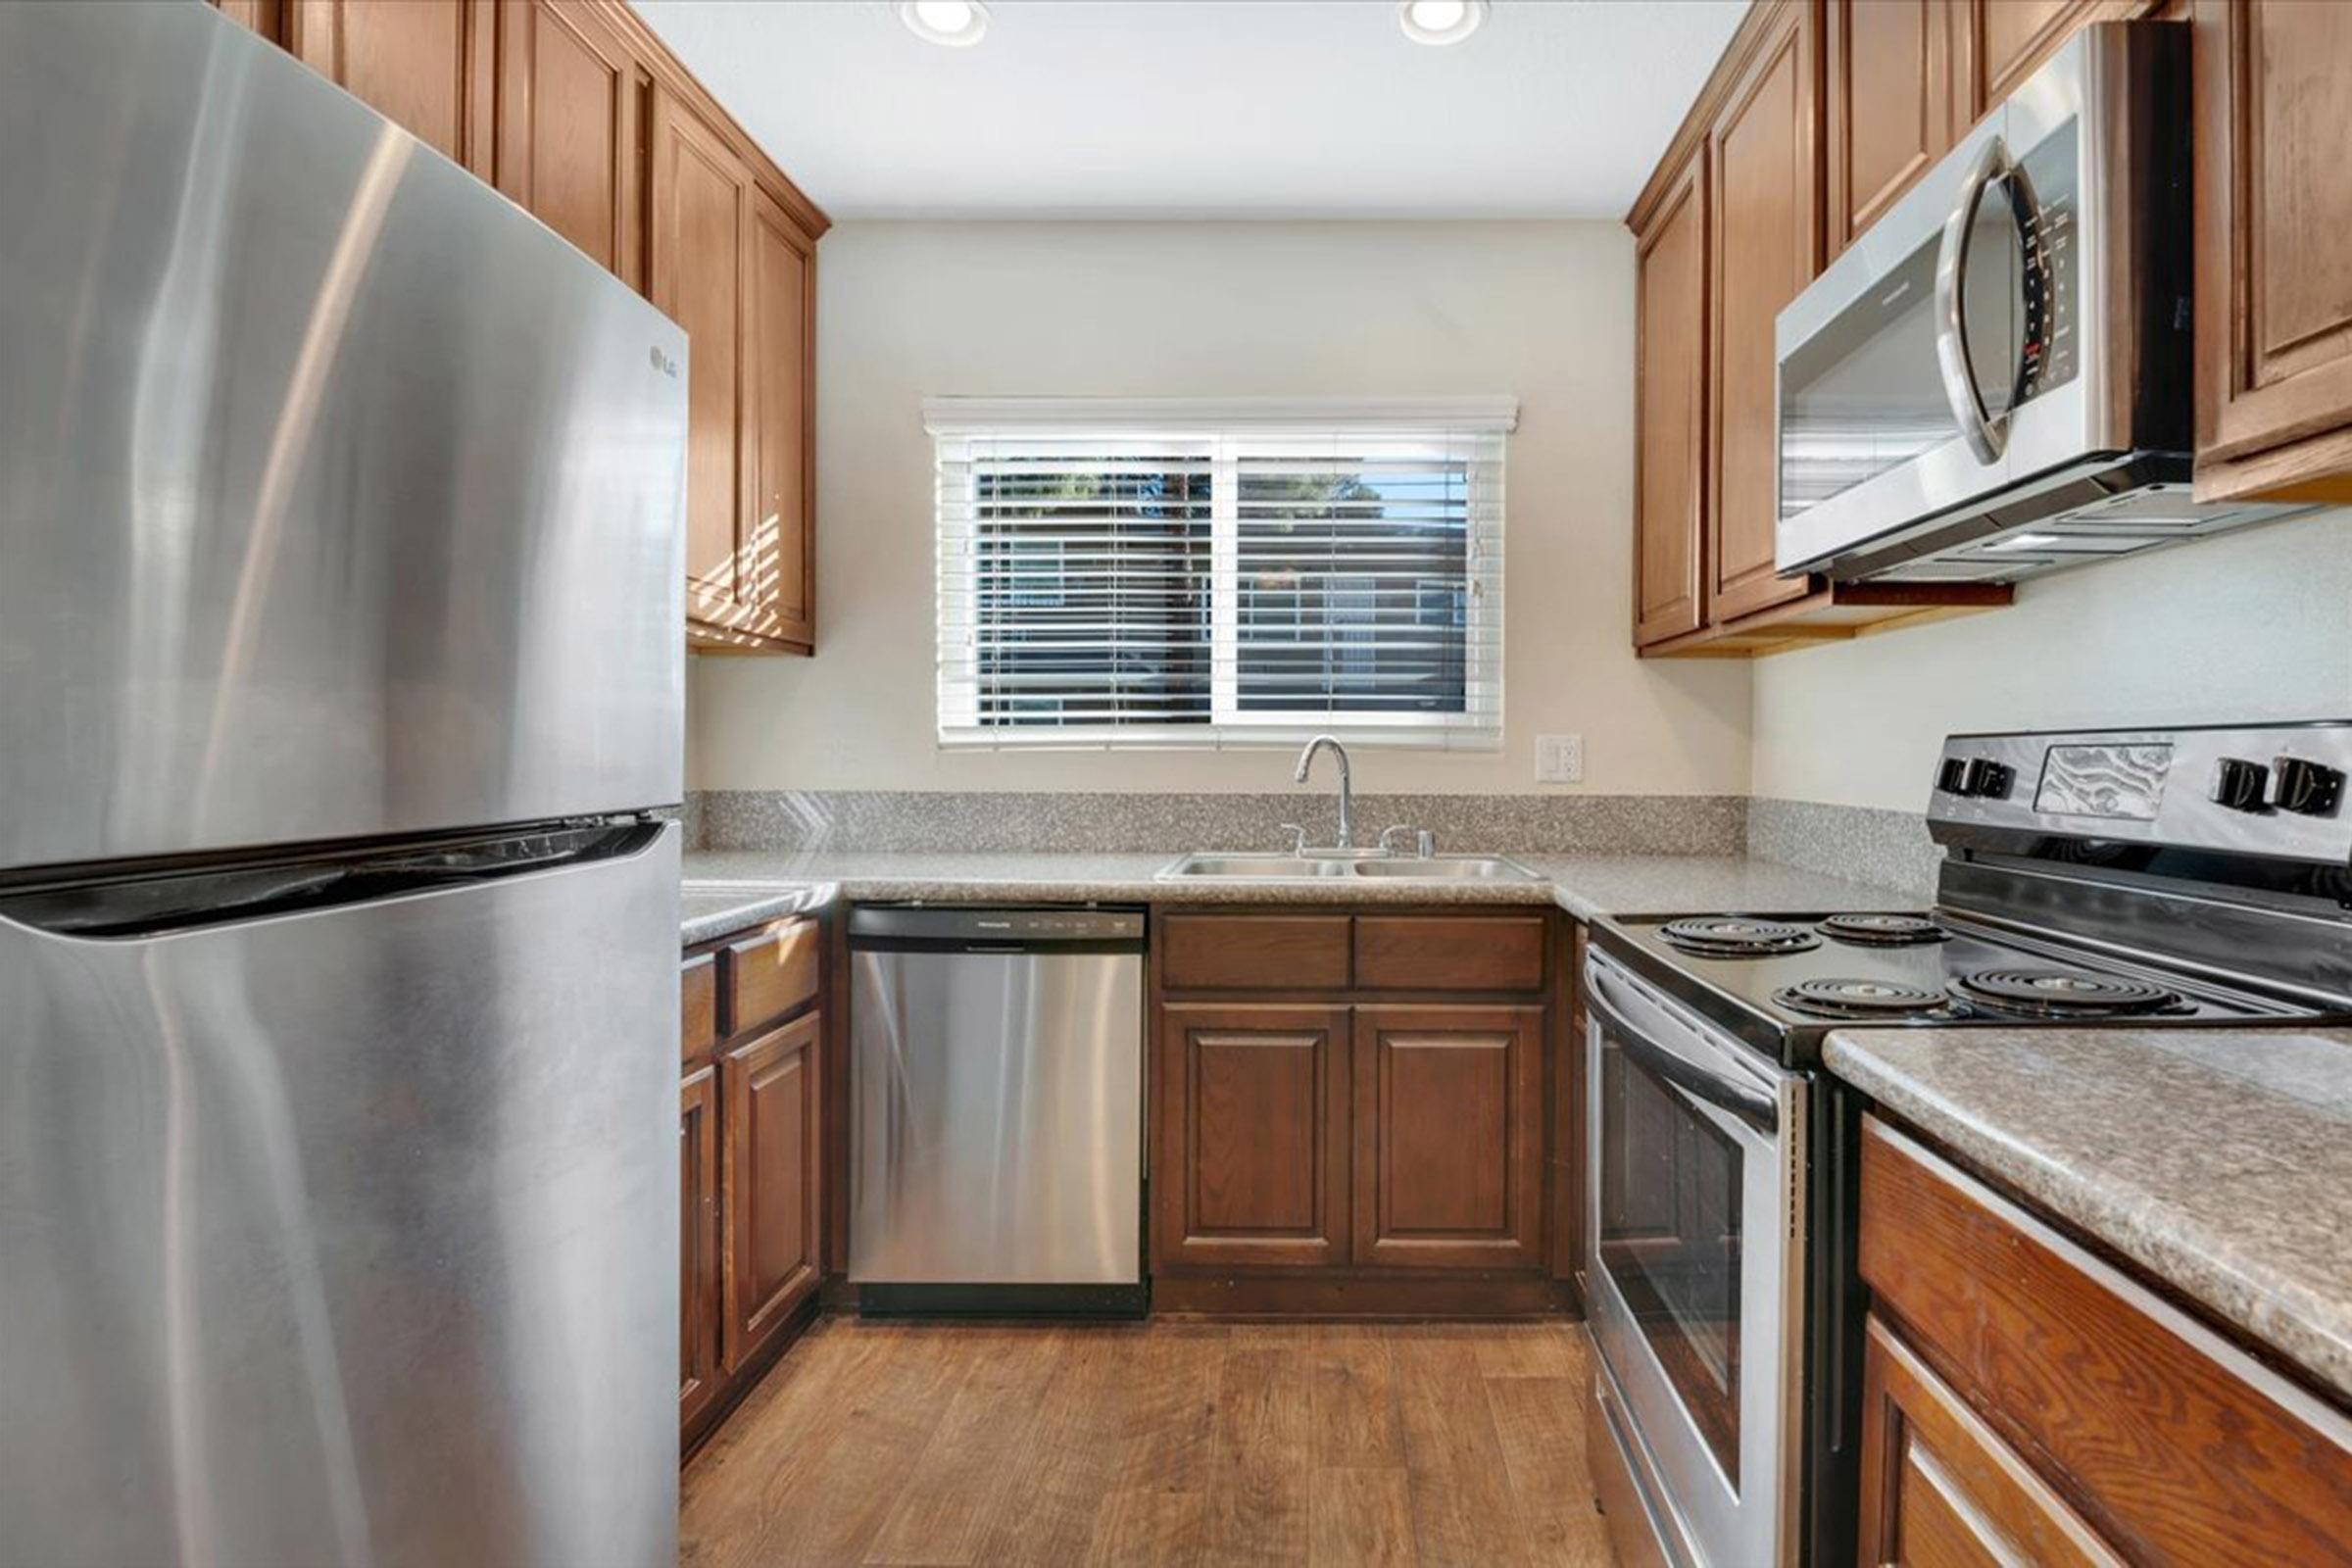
[2209,757,2270,812]
[1936,758,1971,795]
[2267,756,2345,817]
[1959,759,2013,800]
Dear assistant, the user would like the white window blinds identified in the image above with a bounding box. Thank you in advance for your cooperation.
[930,398,1513,750]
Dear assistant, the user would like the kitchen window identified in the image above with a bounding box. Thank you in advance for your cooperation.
[928,397,1513,749]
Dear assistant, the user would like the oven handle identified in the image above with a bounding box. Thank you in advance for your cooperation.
[1585,979,1780,1137]
[1934,133,2020,466]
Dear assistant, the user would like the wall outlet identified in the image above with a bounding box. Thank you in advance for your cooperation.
[1536,733,1584,785]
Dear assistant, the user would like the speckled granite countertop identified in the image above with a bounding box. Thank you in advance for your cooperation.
[678,849,1915,944]
[1825,1026,2352,1400]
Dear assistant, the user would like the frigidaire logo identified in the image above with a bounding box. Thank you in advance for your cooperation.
[650,345,678,378]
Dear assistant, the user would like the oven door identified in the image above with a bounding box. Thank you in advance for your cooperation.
[1585,950,1805,1568]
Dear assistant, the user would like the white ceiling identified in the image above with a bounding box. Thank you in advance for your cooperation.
[630,0,1749,220]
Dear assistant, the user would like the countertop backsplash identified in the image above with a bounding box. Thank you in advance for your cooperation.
[683,788,1943,902]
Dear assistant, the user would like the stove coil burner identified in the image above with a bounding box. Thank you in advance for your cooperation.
[1773,979,1955,1020]
[1659,916,1821,958]
[1818,912,1948,947]
[1949,967,2188,1019]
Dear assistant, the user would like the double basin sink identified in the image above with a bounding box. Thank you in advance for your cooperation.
[1157,851,1542,884]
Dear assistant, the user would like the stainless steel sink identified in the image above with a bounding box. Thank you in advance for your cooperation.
[1156,851,1541,883]
[1162,854,1355,879]
[1348,856,1537,881]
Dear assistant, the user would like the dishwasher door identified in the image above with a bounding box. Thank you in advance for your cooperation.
[848,908,1144,1290]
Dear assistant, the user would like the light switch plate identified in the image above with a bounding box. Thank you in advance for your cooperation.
[1536,733,1583,785]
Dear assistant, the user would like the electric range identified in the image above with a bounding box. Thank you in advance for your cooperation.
[1581,720,2352,1568]
[1599,904,2324,1065]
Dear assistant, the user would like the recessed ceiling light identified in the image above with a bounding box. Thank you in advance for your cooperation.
[900,0,988,48]
[1398,0,1487,46]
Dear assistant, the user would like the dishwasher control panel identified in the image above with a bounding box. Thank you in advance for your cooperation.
[848,906,1146,946]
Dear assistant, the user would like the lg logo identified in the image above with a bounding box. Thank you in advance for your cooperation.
[649,345,678,379]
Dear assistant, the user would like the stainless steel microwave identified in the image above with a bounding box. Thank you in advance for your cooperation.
[1774,23,2307,584]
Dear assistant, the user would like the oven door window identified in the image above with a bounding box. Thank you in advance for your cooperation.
[1596,1027,1746,1483]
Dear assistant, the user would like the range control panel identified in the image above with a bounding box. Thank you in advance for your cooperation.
[1927,722,2352,865]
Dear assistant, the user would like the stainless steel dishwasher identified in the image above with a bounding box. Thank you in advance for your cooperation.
[848,906,1147,1314]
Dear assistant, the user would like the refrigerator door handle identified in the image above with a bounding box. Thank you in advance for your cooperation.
[0,821,665,941]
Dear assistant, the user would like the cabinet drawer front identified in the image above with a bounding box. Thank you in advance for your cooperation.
[1159,913,1350,992]
[724,917,819,1033]
[681,950,719,1060]
[1859,1118,2352,1566]
[1353,914,1546,992]
[1858,1315,2122,1568]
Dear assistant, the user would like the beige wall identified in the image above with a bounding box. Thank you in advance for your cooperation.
[1751,507,2352,810]
[687,220,1752,796]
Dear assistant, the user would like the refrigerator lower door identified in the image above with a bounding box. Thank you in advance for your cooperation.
[0,824,681,1568]
[0,2,686,875]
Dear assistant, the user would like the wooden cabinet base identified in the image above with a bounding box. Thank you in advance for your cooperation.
[1641,581,2014,659]
[680,1295,820,1458]
[1151,1272,1572,1319]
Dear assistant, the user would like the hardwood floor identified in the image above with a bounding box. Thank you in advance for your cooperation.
[680,1317,1620,1568]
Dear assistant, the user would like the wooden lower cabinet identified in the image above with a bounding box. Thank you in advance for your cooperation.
[1859,1116,2352,1565]
[1351,1004,1543,1271]
[1858,1316,2120,1567]
[679,920,826,1450]
[1151,909,1562,1308]
[720,1010,821,1372]
[678,1064,722,1431]
[1154,1004,1349,1269]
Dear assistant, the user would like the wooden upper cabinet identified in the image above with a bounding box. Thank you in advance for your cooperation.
[1706,0,1821,625]
[650,90,820,655]
[1825,0,1957,257]
[286,0,492,174]
[2193,0,2352,502]
[650,93,757,619]
[746,185,816,649]
[492,0,646,290]
[1633,150,1709,649]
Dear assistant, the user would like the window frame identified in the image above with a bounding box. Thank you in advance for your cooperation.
[929,398,1515,753]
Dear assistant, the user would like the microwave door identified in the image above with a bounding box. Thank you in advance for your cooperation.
[1775,113,2019,574]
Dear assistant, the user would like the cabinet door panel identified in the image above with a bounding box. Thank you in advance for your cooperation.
[721,1011,820,1371]
[288,0,489,172]
[679,1064,722,1433]
[494,0,645,289]
[1633,152,1708,648]
[650,92,754,612]
[1857,1317,2122,1568]
[1707,1,1820,625]
[747,186,815,646]
[1153,1004,1349,1270]
[1826,0,1955,255]
[1352,1005,1543,1271]
[2195,0,2352,493]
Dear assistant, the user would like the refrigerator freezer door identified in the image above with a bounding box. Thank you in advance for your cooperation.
[0,824,681,1568]
[0,2,687,874]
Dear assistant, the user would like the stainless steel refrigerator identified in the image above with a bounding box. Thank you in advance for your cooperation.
[0,5,688,1564]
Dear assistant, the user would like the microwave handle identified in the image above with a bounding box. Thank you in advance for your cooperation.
[1934,134,2020,466]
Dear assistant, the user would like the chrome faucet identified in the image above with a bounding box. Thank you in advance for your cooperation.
[1293,735,1353,850]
